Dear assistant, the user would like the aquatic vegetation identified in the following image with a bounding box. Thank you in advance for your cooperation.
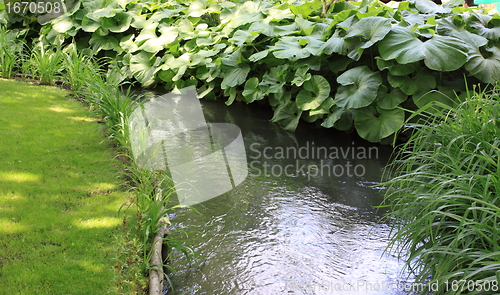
[382,87,500,294]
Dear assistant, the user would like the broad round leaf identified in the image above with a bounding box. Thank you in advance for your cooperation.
[470,14,500,40]
[271,36,323,60]
[345,16,392,50]
[321,30,349,55]
[221,64,251,89]
[436,17,488,49]
[101,12,132,33]
[377,88,408,110]
[130,51,161,87]
[296,75,331,110]
[387,70,436,95]
[242,77,265,103]
[376,57,417,76]
[334,66,382,109]
[379,26,468,71]
[354,105,405,142]
[413,0,452,14]
[412,88,457,109]
[321,106,345,128]
[89,32,119,52]
[465,46,500,83]
[271,101,303,131]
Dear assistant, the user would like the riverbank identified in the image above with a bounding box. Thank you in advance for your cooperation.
[0,79,131,294]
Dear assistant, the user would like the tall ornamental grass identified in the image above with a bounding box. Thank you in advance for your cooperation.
[382,89,500,294]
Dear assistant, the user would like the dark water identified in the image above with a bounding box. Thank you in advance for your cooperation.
[165,100,412,295]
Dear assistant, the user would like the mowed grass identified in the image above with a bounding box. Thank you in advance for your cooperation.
[0,79,130,294]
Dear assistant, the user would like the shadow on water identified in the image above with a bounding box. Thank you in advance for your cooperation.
[165,100,414,295]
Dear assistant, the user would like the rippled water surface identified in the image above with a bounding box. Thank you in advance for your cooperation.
[165,100,411,295]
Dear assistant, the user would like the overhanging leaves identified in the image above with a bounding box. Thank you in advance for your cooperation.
[354,105,405,142]
[345,16,392,51]
[465,46,500,83]
[296,75,331,110]
[379,26,468,71]
[335,66,382,109]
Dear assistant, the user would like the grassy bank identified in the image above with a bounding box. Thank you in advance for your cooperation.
[0,79,132,294]
[382,89,500,294]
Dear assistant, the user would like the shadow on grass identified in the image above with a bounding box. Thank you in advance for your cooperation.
[0,79,132,294]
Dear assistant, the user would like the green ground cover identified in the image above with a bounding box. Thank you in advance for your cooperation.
[0,79,131,294]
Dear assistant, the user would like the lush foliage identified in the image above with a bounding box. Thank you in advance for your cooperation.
[381,91,500,294]
[26,0,500,142]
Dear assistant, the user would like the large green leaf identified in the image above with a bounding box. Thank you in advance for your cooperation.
[412,87,457,108]
[89,32,119,52]
[321,30,349,55]
[296,75,331,110]
[321,106,346,128]
[271,36,324,60]
[413,0,452,14]
[378,26,468,71]
[259,65,289,95]
[376,57,417,76]
[377,88,408,110]
[465,46,500,83]
[354,105,405,142]
[221,64,251,89]
[334,66,382,109]
[242,77,265,103]
[101,12,132,33]
[289,0,322,18]
[221,1,264,35]
[310,97,334,116]
[469,13,500,40]
[345,16,391,60]
[187,0,207,17]
[81,16,101,32]
[271,101,303,131]
[387,70,436,95]
[130,51,161,87]
[436,17,488,49]
[139,26,179,53]
[291,66,312,86]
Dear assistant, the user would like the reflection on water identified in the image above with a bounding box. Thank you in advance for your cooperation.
[166,100,411,295]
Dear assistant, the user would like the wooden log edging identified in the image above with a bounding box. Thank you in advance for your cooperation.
[149,189,171,295]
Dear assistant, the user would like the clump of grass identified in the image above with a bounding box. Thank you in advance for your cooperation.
[29,42,63,85]
[382,87,500,294]
[0,26,24,79]
[62,44,100,92]
[76,61,139,148]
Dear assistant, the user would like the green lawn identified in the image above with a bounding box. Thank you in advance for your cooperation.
[0,79,129,294]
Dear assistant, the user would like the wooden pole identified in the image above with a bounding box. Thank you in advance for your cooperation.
[149,188,171,295]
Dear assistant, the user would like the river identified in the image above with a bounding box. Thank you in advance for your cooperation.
[164,99,414,295]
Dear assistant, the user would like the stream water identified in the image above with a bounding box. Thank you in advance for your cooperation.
[164,99,413,295]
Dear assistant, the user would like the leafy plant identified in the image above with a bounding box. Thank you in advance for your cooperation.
[381,88,500,294]
[33,0,500,142]
[29,43,63,85]
[62,44,100,92]
[0,25,23,78]
[71,57,139,147]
